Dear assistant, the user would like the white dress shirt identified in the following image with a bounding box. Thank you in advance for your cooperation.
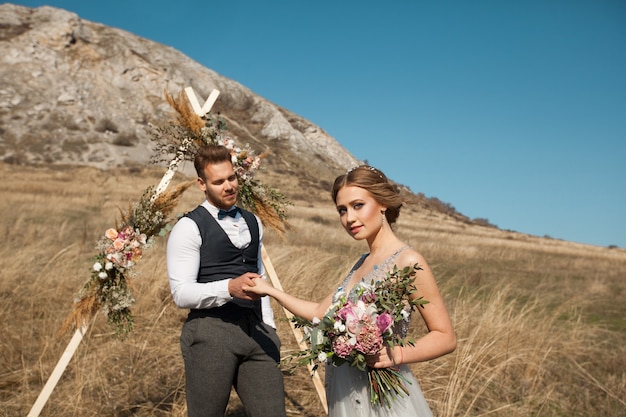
[166,200,276,328]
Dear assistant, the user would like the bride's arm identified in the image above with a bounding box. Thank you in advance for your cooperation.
[367,250,456,368]
[244,277,334,322]
[404,252,456,360]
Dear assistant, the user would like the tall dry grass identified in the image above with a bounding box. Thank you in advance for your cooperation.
[1,162,625,416]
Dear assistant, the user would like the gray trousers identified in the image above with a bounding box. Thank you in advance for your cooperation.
[180,310,286,417]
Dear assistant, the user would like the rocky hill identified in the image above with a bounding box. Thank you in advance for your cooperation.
[0,3,477,221]
[0,4,359,183]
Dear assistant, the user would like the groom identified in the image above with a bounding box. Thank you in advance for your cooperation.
[166,144,286,417]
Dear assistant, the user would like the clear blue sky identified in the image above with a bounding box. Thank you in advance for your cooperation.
[13,1,626,248]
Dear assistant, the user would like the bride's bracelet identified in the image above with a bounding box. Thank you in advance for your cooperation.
[397,346,403,365]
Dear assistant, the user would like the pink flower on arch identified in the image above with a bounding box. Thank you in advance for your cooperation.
[113,238,126,251]
[105,228,118,240]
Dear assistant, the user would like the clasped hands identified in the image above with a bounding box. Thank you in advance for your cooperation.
[232,273,401,368]
[228,272,270,300]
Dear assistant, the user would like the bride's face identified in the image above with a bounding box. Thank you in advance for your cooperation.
[335,185,385,240]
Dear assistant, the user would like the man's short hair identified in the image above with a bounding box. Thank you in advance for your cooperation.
[194,145,232,180]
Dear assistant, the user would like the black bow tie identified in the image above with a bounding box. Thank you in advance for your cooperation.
[217,207,240,220]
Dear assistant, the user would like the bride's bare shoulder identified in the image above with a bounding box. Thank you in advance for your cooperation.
[397,246,429,269]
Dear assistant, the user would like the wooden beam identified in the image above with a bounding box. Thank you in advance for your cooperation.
[261,244,328,415]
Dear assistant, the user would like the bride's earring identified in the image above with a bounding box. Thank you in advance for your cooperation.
[381,210,386,226]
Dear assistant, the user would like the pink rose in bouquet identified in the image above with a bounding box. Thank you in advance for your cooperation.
[376,312,394,334]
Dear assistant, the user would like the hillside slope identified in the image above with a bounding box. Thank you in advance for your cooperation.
[0,3,357,184]
[1,163,625,416]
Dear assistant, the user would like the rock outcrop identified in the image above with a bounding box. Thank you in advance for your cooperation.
[0,4,359,182]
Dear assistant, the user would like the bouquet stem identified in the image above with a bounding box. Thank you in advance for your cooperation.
[367,367,411,408]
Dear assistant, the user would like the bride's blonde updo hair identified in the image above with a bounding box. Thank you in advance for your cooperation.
[331,165,403,225]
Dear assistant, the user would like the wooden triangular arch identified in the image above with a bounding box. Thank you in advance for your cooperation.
[27,88,327,416]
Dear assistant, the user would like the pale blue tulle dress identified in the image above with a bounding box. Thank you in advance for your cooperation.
[325,247,434,417]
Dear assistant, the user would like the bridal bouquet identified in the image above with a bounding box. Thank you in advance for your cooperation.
[289,263,429,407]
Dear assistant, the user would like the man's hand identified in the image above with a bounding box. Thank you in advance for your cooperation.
[228,273,263,300]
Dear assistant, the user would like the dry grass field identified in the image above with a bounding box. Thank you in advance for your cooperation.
[1,162,625,416]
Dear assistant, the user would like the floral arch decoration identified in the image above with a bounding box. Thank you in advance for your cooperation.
[62,89,291,337]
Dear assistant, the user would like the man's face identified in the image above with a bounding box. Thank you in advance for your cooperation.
[197,161,239,210]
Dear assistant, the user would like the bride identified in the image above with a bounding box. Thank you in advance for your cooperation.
[244,165,456,416]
